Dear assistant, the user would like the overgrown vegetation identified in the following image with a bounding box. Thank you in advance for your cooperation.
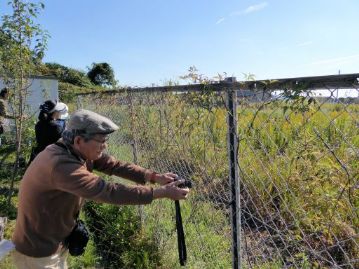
[1,82,358,268]
[83,202,161,269]
[0,0,48,205]
[0,2,358,268]
[77,88,358,268]
[35,62,115,102]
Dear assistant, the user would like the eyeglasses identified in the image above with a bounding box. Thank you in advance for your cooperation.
[90,136,110,144]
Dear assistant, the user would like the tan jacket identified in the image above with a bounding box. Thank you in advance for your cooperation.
[12,142,154,257]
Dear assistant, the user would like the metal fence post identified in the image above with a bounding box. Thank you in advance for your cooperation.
[225,77,241,269]
[127,91,144,226]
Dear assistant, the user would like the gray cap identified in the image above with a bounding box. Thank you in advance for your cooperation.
[67,109,119,135]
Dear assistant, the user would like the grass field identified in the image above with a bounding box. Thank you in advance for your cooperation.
[0,93,357,268]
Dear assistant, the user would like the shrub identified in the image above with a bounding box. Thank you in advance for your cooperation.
[83,202,161,269]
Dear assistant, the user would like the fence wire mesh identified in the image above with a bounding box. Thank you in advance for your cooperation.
[74,83,358,269]
[0,74,357,269]
[76,90,232,268]
[236,87,358,269]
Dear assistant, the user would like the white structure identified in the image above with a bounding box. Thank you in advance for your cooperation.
[0,75,59,115]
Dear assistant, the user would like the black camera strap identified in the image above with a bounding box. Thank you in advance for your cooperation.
[175,200,187,266]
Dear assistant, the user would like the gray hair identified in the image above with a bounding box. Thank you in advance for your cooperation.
[62,129,93,145]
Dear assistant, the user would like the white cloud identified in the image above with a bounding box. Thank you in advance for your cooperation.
[216,17,225,25]
[217,2,268,26]
[297,41,313,47]
[244,2,268,14]
[231,2,268,16]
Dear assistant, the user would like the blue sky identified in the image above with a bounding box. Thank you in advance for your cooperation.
[1,0,359,86]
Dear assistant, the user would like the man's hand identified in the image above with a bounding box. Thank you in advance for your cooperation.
[153,180,190,200]
[150,172,177,185]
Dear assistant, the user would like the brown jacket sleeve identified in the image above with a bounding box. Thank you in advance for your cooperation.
[91,153,152,185]
[52,157,153,205]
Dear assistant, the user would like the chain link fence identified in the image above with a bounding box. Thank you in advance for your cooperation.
[77,89,233,268]
[0,75,357,268]
[74,76,358,269]
[236,87,358,269]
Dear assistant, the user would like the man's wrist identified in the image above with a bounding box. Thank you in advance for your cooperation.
[149,171,158,184]
[153,187,165,199]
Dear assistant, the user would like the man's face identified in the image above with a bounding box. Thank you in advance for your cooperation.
[76,134,109,160]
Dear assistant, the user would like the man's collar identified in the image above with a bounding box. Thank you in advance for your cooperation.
[57,139,86,163]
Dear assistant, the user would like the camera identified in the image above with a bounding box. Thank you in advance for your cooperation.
[174,176,192,189]
[64,220,89,256]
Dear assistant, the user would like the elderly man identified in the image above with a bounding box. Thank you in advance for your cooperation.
[12,109,190,269]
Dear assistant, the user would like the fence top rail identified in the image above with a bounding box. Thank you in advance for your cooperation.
[77,73,359,96]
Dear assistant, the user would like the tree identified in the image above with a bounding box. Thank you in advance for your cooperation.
[43,62,93,87]
[87,62,116,87]
[0,0,48,204]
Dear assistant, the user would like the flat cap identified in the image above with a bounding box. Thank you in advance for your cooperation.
[67,109,119,135]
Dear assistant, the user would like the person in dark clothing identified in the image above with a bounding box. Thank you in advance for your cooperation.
[29,100,67,163]
[0,87,13,135]
[55,102,69,132]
